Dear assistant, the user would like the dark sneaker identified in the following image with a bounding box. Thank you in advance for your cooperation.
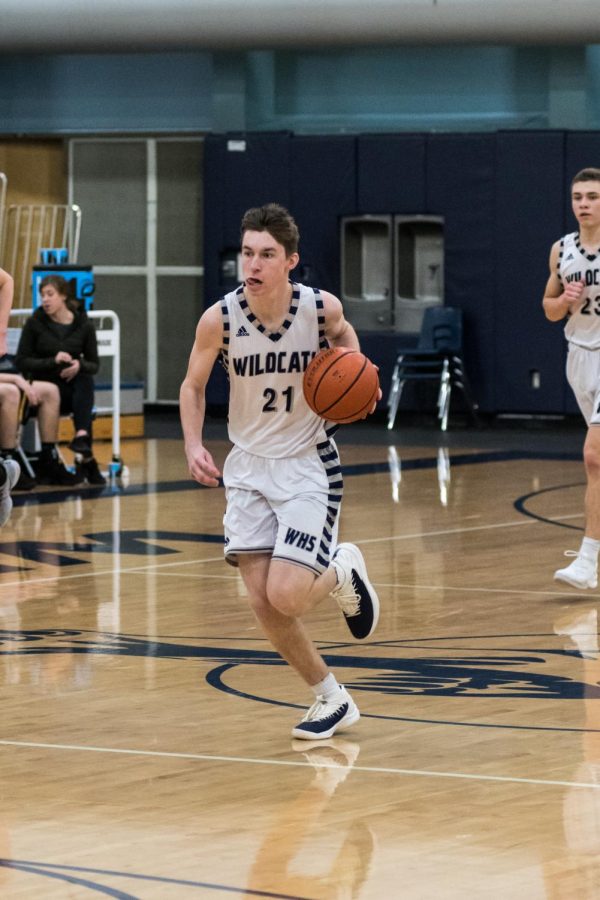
[35,457,84,486]
[13,467,37,491]
[331,543,380,639]
[69,434,92,456]
[0,459,20,526]
[291,686,360,741]
[76,457,106,486]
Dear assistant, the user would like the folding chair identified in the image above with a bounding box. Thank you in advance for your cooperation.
[14,390,37,479]
[387,306,478,431]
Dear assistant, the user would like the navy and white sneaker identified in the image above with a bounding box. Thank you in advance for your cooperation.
[291,686,360,741]
[0,458,20,527]
[331,543,380,639]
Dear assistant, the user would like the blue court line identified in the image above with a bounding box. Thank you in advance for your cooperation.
[0,861,136,898]
[205,663,600,735]
[0,859,311,899]
[343,448,580,477]
[10,448,582,510]
[514,481,585,531]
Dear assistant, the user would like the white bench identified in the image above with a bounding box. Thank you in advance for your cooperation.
[7,308,123,474]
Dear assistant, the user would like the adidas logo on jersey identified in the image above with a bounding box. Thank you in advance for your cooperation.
[236,325,250,337]
[565,253,575,261]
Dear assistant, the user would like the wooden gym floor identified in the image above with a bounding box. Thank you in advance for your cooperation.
[0,410,598,899]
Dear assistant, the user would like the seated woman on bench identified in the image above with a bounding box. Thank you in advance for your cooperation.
[16,274,105,486]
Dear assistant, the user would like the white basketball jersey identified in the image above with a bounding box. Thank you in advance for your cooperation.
[220,283,333,458]
[559,232,600,349]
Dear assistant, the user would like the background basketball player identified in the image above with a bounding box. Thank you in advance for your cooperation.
[544,168,600,589]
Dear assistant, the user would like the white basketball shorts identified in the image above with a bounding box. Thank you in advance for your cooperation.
[222,441,342,575]
[566,343,600,425]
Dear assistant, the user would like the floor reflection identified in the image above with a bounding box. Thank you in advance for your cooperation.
[388,444,451,506]
[245,738,375,899]
[0,566,120,693]
[549,605,600,897]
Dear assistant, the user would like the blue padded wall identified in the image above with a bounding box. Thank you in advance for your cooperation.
[356,134,426,213]
[290,136,356,294]
[494,131,566,413]
[425,134,496,412]
[564,132,600,210]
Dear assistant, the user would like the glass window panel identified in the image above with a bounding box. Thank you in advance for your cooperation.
[71,141,147,266]
[93,275,147,388]
[156,275,203,401]
[156,141,203,267]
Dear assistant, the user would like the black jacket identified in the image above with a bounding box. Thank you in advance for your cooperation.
[16,306,99,380]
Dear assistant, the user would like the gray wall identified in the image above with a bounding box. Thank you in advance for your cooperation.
[1,45,600,135]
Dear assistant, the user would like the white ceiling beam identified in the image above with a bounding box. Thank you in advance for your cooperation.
[2,0,600,52]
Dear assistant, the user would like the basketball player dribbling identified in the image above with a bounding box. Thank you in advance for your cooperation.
[544,168,600,589]
[180,203,381,740]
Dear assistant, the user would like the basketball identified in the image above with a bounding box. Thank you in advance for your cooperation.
[303,347,379,423]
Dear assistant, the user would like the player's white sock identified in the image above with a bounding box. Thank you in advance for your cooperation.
[310,672,341,702]
[580,537,600,561]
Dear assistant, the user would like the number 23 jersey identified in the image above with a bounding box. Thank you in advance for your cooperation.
[560,232,600,349]
[220,282,330,458]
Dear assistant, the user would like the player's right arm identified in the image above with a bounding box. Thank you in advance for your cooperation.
[542,240,585,322]
[180,303,223,487]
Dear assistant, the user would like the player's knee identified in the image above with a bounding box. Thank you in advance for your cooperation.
[267,582,308,618]
[584,443,600,476]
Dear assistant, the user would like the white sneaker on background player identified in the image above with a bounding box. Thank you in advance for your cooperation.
[555,551,598,590]
[0,459,20,527]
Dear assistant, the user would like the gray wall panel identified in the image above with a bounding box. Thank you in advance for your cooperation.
[73,142,147,266]
[157,276,203,401]
[157,142,204,267]
[93,275,148,387]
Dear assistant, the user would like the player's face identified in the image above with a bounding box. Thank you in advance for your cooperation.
[241,230,299,298]
[571,181,600,229]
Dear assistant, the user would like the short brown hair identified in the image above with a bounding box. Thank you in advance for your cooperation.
[572,168,600,186]
[39,274,69,295]
[240,203,299,257]
[39,274,78,310]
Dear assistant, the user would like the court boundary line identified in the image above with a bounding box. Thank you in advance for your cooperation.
[0,738,596,790]
[357,513,582,545]
[0,857,307,900]
[0,565,587,596]
[0,505,586,593]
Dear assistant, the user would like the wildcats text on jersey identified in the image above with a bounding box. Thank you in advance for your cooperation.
[232,349,317,377]
[565,269,600,285]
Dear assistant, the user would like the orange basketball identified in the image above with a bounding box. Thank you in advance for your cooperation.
[303,347,379,424]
